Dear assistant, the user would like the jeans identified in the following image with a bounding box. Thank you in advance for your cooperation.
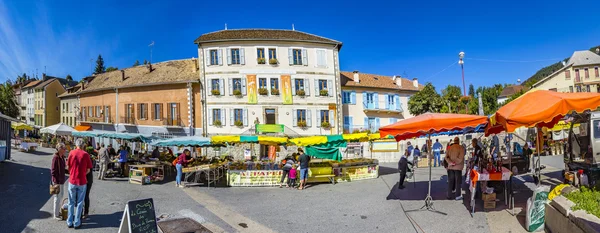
[447,170,462,199]
[280,169,290,184]
[67,183,87,227]
[434,152,441,167]
[288,178,296,187]
[299,168,308,180]
[176,164,182,185]
[98,161,108,180]
[84,183,92,216]
[53,183,64,218]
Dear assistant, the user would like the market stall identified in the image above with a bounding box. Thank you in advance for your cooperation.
[128,164,165,185]
[40,123,74,136]
[469,167,512,214]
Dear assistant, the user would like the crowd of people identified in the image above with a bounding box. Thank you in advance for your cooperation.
[278,148,310,190]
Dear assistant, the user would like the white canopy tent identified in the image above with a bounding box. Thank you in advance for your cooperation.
[40,123,74,136]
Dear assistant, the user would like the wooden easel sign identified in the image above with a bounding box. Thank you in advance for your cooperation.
[118,198,158,233]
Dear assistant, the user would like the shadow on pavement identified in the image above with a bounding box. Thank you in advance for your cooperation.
[26,150,53,156]
[0,160,54,233]
[378,166,398,176]
[80,212,123,229]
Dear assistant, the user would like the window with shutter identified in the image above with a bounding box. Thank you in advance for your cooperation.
[209,49,219,65]
[565,70,571,80]
[230,48,241,65]
[585,68,590,79]
[292,49,302,65]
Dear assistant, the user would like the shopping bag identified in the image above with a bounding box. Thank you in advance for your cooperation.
[526,185,550,232]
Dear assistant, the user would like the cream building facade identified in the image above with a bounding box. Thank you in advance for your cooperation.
[533,50,600,93]
[195,29,343,136]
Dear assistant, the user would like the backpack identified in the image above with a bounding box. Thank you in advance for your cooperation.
[172,157,179,166]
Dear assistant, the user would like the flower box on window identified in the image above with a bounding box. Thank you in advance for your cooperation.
[296,89,306,97]
[271,88,280,95]
[321,121,331,129]
[257,58,266,64]
[233,89,243,97]
[319,90,329,96]
[213,120,222,127]
[258,88,269,95]
[269,58,278,65]
[211,89,221,96]
[234,120,244,127]
[297,120,307,128]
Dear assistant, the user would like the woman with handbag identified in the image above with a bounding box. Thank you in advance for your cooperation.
[51,143,67,220]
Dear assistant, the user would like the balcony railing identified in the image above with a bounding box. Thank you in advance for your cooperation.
[80,117,113,124]
[343,125,379,134]
[163,117,183,127]
[121,116,135,124]
[363,102,403,113]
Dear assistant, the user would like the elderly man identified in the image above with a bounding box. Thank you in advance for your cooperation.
[66,138,93,229]
[445,137,466,200]
[97,144,110,180]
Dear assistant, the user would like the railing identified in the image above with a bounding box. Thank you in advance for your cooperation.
[163,117,183,127]
[121,116,135,124]
[362,102,403,112]
[81,117,113,124]
[343,125,379,134]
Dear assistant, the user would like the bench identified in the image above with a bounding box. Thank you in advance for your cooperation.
[313,174,336,184]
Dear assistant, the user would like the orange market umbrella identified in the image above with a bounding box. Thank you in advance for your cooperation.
[379,113,488,141]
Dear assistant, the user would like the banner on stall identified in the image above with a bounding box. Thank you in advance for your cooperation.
[339,165,379,181]
[281,75,293,105]
[227,170,283,186]
[247,75,257,104]
[371,139,399,152]
[255,124,284,133]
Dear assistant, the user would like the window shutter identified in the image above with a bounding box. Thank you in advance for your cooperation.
[242,78,247,95]
[322,50,328,67]
[343,116,349,128]
[307,110,312,127]
[205,50,211,65]
[229,109,234,126]
[293,110,297,126]
[349,116,353,130]
[243,108,248,126]
[159,103,163,121]
[221,108,226,124]
[226,48,232,65]
[304,78,310,96]
[316,111,321,127]
[208,108,213,125]
[375,118,380,130]
[327,80,333,96]
[219,79,225,95]
[385,94,389,109]
[351,91,356,105]
[329,110,335,125]
[175,103,180,124]
[228,78,233,96]
[207,80,212,96]
[288,48,293,65]
[240,48,245,65]
[218,49,223,65]
[302,49,308,66]
[314,79,319,96]
[137,103,141,119]
[151,104,155,120]
[292,79,296,95]
[363,92,367,108]
[395,95,401,111]
[107,106,111,122]
[374,93,379,109]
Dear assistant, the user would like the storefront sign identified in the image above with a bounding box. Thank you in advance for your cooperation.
[371,139,399,152]
[339,165,379,181]
[255,124,284,133]
[247,75,257,104]
[227,170,283,187]
[281,75,293,105]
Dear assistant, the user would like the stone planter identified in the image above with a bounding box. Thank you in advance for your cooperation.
[545,195,600,233]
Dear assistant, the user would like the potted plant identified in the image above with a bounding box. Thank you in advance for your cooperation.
[321,121,331,129]
[297,120,308,128]
[233,89,242,97]
[269,58,278,65]
[352,129,361,133]
[234,120,244,127]
[271,88,280,95]
[211,89,221,96]
[213,120,222,127]
[257,58,266,64]
[258,88,269,95]
[319,89,328,96]
[296,89,306,97]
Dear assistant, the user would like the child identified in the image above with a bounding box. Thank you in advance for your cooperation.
[288,164,297,189]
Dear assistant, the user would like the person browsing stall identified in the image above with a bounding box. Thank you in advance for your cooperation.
[432,139,443,167]
[175,149,194,188]
[445,137,465,201]
[297,148,310,190]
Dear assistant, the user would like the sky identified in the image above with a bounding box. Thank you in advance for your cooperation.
[1,0,599,92]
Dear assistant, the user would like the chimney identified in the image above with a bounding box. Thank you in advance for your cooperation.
[353,70,359,83]
[42,73,47,81]
[147,63,153,72]
[81,82,85,90]
[193,58,198,72]
[393,75,402,88]
[121,70,125,81]
[412,78,419,88]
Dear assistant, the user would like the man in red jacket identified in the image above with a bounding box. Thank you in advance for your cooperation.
[66,138,92,229]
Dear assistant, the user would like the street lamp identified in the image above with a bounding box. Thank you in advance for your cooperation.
[459,52,468,113]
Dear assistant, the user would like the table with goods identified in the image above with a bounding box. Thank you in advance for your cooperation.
[120,150,176,185]
[18,140,38,152]
[181,156,229,188]
[469,164,513,214]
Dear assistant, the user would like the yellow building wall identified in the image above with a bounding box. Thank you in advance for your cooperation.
[44,81,66,127]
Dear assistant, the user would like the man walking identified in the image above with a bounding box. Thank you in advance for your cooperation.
[297,148,310,190]
[445,137,465,200]
[432,139,443,167]
[97,144,110,180]
[397,149,410,189]
[66,138,93,229]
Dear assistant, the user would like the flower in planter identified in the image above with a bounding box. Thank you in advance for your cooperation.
[234,120,244,127]
[213,120,222,127]
[297,120,308,128]
[257,58,266,64]
[211,89,221,96]
[269,58,278,65]
[352,129,361,133]
[258,88,269,95]
[233,89,242,97]
[321,121,331,128]
[271,88,280,95]
[319,89,329,96]
[296,89,306,96]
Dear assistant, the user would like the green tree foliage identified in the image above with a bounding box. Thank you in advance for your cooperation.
[133,60,140,67]
[468,84,475,97]
[0,82,19,118]
[94,54,106,74]
[143,60,148,65]
[65,74,73,81]
[522,61,565,87]
[408,83,443,115]
[440,85,462,113]
[105,67,118,72]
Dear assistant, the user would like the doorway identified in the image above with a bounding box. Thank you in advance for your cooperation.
[265,108,276,124]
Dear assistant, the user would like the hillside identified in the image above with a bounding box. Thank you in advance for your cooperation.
[522,45,600,87]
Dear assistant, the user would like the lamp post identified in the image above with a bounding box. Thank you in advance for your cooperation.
[459,52,468,113]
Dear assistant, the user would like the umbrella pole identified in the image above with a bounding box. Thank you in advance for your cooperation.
[406,133,446,215]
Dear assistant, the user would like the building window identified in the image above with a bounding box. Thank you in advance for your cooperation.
[318,80,327,91]
[211,79,220,92]
[230,48,241,65]
[585,68,590,79]
[269,48,277,60]
[294,79,304,92]
[125,104,134,121]
[595,67,599,78]
[167,103,179,126]
[209,49,219,65]
[586,85,591,92]
[388,95,395,109]
[320,110,329,124]
[576,86,582,92]
[569,86,574,93]
[575,69,580,81]
[259,78,267,89]
[292,49,302,65]
[212,109,221,124]
[153,103,161,120]
[342,91,351,104]
[96,106,101,117]
[270,78,279,91]
[366,93,375,109]
[234,109,243,123]
[257,48,265,59]
[296,109,307,122]
[316,49,327,67]
[88,107,93,117]
[139,103,147,120]
[232,78,242,92]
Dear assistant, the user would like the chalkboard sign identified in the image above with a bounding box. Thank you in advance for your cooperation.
[118,198,158,233]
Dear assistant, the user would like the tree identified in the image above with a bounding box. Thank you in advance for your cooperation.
[143,60,148,65]
[468,84,475,97]
[0,82,19,118]
[133,60,140,67]
[106,67,118,72]
[407,83,443,116]
[94,54,106,74]
[440,85,462,113]
[65,74,73,81]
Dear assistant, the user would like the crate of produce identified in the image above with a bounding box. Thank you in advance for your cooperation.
[482,192,496,202]
[484,201,496,209]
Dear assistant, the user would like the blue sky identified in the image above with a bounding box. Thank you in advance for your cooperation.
[1,0,599,92]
